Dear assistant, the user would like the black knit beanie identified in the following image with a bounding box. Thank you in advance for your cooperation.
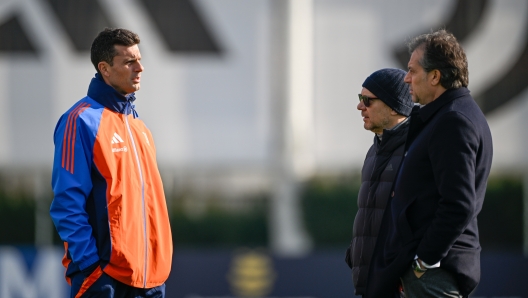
[362,68,413,116]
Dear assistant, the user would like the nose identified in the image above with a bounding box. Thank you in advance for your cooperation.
[404,71,411,83]
[357,100,365,111]
[136,61,144,72]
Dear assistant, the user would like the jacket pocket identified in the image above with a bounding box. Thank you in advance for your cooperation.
[75,266,104,298]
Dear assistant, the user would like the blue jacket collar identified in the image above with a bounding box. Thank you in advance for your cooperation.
[87,73,138,117]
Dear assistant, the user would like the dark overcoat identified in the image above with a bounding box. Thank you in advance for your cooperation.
[366,87,493,297]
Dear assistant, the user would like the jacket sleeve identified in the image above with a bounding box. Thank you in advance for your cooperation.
[416,111,479,265]
[50,110,100,271]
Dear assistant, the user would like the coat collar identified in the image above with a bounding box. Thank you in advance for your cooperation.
[418,87,470,122]
[375,118,409,153]
[405,87,470,152]
[87,73,137,115]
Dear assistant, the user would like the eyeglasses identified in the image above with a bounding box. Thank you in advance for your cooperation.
[358,94,379,107]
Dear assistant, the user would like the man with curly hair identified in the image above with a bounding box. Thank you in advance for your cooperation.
[367,29,493,298]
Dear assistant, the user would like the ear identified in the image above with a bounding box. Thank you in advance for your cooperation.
[390,109,398,116]
[98,61,111,77]
[430,69,441,86]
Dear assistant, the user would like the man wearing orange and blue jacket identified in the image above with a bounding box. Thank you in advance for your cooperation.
[50,28,172,298]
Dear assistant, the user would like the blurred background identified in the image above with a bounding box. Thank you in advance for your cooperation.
[0,0,527,297]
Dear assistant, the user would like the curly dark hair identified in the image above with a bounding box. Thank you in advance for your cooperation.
[90,28,140,74]
[407,29,468,89]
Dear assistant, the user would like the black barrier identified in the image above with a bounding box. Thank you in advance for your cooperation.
[0,247,526,298]
[166,249,528,298]
[167,248,355,298]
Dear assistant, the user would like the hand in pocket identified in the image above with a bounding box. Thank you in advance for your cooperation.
[413,270,425,279]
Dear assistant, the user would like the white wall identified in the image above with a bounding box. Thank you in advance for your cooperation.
[0,0,524,174]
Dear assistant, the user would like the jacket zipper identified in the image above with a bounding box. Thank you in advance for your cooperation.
[124,107,148,288]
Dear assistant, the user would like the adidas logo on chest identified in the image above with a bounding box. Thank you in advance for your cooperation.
[111,132,124,144]
[111,132,128,152]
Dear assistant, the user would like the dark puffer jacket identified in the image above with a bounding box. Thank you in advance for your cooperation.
[345,119,409,295]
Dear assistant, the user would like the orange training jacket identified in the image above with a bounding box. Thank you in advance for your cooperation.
[50,74,173,288]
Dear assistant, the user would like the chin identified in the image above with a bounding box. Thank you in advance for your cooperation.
[125,85,140,94]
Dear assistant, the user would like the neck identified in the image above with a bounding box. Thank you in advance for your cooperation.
[423,86,447,105]
[385,116,407,131]
[373,116,408,136]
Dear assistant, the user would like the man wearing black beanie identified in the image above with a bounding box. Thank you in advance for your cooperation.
[345,68,413,297]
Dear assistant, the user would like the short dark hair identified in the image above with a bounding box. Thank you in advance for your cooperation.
[90,28,140,73]
[407,29,468,89]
